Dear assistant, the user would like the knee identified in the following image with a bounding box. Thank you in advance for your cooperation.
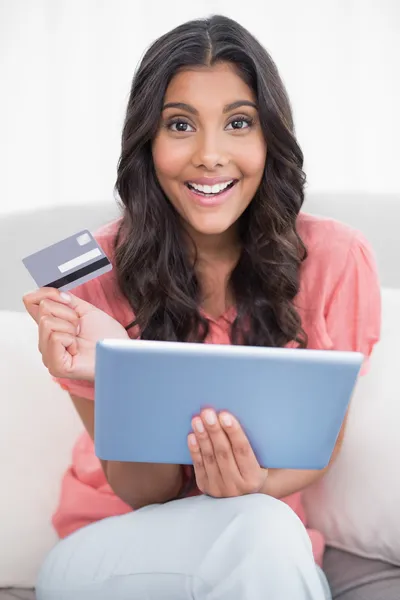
[222,494,313,558]
[195,494,318,593]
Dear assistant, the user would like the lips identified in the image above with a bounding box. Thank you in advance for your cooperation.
[184,178,238,208]
[186,181,235,196]
[184,177,239,198]
[185,176,238,186]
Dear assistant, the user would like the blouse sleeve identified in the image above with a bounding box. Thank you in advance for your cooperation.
[324,231,381,375]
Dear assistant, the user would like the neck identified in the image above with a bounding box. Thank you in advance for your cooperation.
[184,224,240,264]
[184,224,240,318]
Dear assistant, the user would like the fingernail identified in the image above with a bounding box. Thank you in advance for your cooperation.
[76,324,80,335]
[220,413,233,427]
[60,292,71,302]
[188,434,198,447]
[194,418,204,433]
[204,410,216,425]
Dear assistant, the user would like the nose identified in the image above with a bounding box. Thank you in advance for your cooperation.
[191,131,229,170]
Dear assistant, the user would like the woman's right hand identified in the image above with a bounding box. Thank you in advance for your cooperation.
[23,287,129,382]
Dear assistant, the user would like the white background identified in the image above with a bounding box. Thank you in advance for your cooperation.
[0,0,399,216]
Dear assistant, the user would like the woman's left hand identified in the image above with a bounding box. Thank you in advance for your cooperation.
[188,409,268,497]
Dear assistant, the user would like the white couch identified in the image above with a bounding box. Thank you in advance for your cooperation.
[0,193,399,599]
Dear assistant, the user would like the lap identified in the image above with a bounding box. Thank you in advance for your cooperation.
[38,494,309,580]
[37,494,328,600]
[323,547,400,600]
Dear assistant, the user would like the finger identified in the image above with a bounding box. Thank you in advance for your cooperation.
[187,434,208,492]
[23,287,94,322]
[39,315,79,355]
[43,331,78,377]
[201,409,240,486]
[219,412,260,479]
[23,288,73,323]
[192,416,222,483]
[38,298,80,326]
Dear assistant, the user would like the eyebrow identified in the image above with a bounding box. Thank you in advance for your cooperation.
[162,100,258,115]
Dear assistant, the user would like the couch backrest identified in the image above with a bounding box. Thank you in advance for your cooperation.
[1,192,399,311]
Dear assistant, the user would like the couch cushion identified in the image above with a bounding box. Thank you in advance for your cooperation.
[0,311,83,587]
[0,590,35,600]
[323,547,400,600]
[303,288,400,566]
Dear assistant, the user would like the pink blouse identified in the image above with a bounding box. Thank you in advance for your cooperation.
[53,212,381,566]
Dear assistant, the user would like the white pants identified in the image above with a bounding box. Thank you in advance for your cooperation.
[36,494,331,599]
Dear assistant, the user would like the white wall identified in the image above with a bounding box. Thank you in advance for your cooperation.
[0,0,399,215]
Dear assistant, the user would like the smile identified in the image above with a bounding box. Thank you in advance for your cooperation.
[185,180,237,197]
[184,179,239,208]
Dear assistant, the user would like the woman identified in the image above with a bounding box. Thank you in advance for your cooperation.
[24,14,380,600]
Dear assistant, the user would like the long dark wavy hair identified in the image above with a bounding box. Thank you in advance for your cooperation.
[114,14,308,348]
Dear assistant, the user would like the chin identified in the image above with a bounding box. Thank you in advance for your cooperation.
[191,219,235,237]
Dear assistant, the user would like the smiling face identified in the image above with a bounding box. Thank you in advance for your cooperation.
[152,62,267,247]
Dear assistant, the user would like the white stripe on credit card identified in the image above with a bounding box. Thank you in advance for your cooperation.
[58,248,101,273]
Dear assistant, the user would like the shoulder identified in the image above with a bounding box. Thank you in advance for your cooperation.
[295,212,380,338]
[295,213,381,363]
[297,211,366,255]
[297,211,378,285]
[296,213,381,368]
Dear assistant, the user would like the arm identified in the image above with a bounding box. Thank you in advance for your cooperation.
[70,393,183,509]
[22,287,185,508]
[262,231,381,498]
[260,412,348,498]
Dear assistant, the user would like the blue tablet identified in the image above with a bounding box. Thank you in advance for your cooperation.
[94,339,363,470]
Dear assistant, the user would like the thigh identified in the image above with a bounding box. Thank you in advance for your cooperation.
[37,496,215,600]
[323,547,400,600]
[37,494,326,600]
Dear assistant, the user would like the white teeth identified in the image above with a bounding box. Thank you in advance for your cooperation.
[188,180,233,194]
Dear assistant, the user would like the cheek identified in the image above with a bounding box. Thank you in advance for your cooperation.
[152,136,190,182]
[237,140,267,180]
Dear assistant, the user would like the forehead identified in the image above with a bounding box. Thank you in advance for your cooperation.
[164,62,256,107]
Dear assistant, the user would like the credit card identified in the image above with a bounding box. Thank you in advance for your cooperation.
[22,230,112,292]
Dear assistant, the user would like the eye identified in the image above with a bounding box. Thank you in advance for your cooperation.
[167,119,195,133]
[226,117,253,130]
